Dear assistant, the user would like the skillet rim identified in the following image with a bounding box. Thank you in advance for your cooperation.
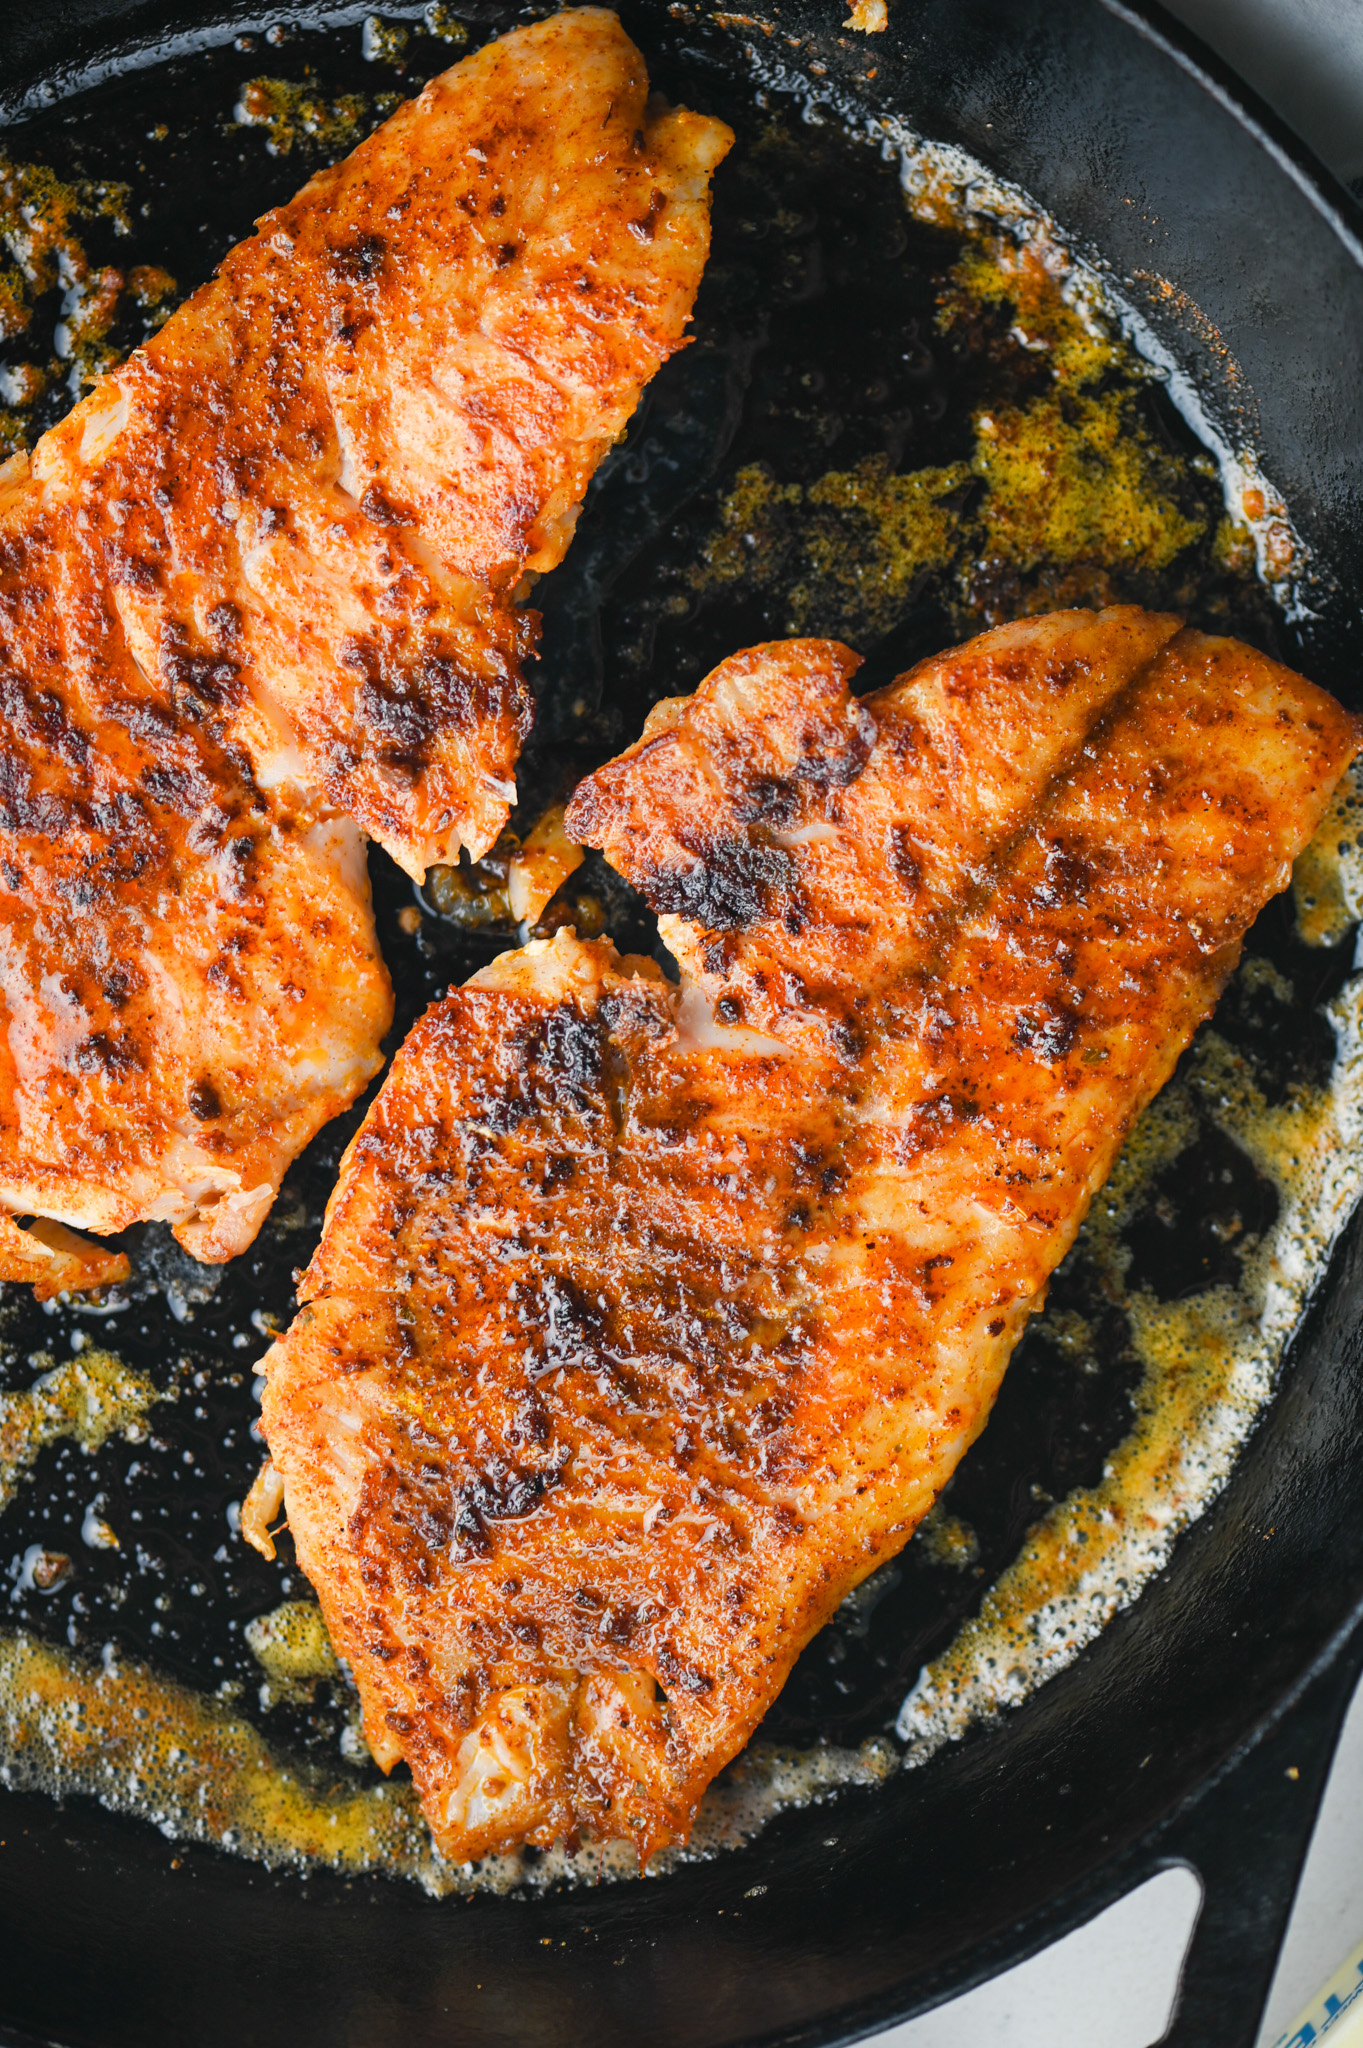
[0,4,1360,2045]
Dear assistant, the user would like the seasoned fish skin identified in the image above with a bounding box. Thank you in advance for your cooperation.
[0,487,390,1259]
[0,11,729,1268]
[564,607,1185,1054]
[258,612,1356,1861]
[29,8,732,879]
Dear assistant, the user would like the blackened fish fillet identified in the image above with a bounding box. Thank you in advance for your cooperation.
[255,608,1355,1858]
[0,9,729,1269]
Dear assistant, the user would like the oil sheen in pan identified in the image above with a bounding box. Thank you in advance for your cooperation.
[0,8,1357,1895]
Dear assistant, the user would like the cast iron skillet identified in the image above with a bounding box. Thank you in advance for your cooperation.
[1,3,1363,2045]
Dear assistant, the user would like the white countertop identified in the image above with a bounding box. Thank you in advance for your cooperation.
[865,6,1363,2043]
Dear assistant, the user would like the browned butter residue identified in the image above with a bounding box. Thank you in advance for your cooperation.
[687,216,1251,647]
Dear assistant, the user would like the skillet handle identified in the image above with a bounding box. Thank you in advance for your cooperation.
[1157,1621,1363,2048]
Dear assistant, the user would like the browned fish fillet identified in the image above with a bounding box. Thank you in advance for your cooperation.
[255,608,1356,1861]
[0,11,730,1271]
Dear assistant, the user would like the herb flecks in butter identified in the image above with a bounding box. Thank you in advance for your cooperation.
[0,151,150,445]
[233,77,400,157]
[916,1505,981,1572]
[690,457,971,644]
[0,1630,451,1889]
[688,222,1232,647]
[246,1598,340,1710]
[969,392,1204,580]
[941,236,1114,388]
[423,4,469,47]
[0,1350,160,1515]
[0,1624,893,1896]
[1294,760,1363,949]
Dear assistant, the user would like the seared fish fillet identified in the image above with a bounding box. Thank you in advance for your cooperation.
[0,11,729,1270]
[255,608,1356,1860]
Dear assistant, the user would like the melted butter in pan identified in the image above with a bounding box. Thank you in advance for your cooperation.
[0,1620,894,1895]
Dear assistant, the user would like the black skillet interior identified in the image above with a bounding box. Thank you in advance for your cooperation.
[0,2,1362,2045]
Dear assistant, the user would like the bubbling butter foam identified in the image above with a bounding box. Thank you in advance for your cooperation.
[0,1623,893,1896]
[897,766,1363,1756]
[0,1349,160,1513]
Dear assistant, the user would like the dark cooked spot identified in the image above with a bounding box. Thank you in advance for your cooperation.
[462,1001,608,1136]
[415,651,480,732]
[733,775,801,829]
[600,1606,637,1646]
[340,635,375,674]
[887,824,923,893]
[797,704,875,788]
[463,1460,559,1524]
[102,967,137,1009]
[102,540,158,591]
[496,241,518,267]
[73,1030,141,1079]
[631,191,667,242]
[898,1091,979,1160]
[328,232,386,284]
[360,486,404,528]
[356,676,434,766]
[656,1646,713,1695]
[1013,1009,1079,1062]
[206,601,241,647]
[829,1019,863,1061]
[0,670,79,757]
[189,1078,222,1121]
[159,635,241,709]
[138,763,204,819]
[536,1271,610,1378]
[600,990,670,1053]
[1035,843,1094,909]
[642,837,798,930]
